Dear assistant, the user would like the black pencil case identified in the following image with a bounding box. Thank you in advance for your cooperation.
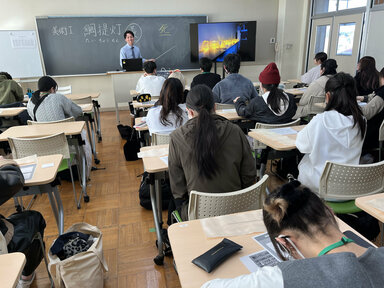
[191,238,242,273]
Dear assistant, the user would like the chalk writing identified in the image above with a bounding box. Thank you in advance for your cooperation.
[52,26,73,36]
[159,24,171,36]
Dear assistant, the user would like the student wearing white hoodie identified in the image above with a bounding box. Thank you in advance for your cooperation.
[296,72,366,195]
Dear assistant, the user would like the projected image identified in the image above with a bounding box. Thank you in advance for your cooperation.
[190,21,256,62]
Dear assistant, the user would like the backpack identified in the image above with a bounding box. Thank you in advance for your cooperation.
[117,125,141,161]
[138,172,172,210]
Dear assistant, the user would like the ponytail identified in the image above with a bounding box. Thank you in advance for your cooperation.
[262,84,288,114]
[325,72,366,139]
[186,85,218,179]
[31,76,57,104]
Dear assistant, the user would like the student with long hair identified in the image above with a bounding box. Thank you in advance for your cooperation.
[294,59,338,119]
[146,78,188,135]
[234,62,296,124]
[355,56,380,96]
[296,72,366,194]
[202,181,384,287]
[168,85,256,221]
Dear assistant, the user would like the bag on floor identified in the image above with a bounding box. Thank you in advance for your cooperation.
[117,125,141,161]
[48,223,108,288]
[139,172,172,210]
[337,211,380,241]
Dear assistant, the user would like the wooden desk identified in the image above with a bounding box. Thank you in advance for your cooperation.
[216,109,244,121]
[0,252,26,288]
[356,194,384,223]
[0,107,27,117]
[284,87,307,96]
[66,92,102,142]
[248,125,305,151]
[15,154,65,234]
[140,144,169,264]
[132,100,157,109]
[0,122,89,206]
[0,121,85,141]
[168,210,374,288]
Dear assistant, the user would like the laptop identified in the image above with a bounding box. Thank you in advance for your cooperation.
[122,58,143,72]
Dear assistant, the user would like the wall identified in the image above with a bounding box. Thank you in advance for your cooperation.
[1,0,308,110]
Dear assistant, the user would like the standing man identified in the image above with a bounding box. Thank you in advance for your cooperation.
[120,30,154,67]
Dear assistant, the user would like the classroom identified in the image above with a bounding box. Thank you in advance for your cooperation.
[1,0,384,287]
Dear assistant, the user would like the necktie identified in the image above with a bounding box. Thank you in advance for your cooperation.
[131,47,136,58]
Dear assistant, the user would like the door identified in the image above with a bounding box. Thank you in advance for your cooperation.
[307,13,363,75]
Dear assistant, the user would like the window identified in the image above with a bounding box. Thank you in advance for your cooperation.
[336,22,356,55]
[313,0,367,15]
[374,0,384,5]
[315,25,331,54]
[338,0,367,10]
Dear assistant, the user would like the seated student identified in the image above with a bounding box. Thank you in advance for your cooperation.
[27,76,82,121]
[354,56,379,96]
[300,52,327,85]
[190,57,221,89]
[135,61,165,97]
[146,78,188,135]
[294,59,338,119]
[0,71,24,105]
[296,73,366,194]
[168,85,256,221]
[234,62,296,124]
[213,54,258,104]
[26,76,92,177]
[0,157,46,288]
[359,67,384,152]
[202,181,384,288]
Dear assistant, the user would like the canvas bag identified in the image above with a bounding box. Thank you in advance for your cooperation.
[48,223,108,288]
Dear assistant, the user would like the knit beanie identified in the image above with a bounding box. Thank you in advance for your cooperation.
[259,62,281,85]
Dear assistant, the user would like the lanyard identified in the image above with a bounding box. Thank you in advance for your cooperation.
[318,236,354,256]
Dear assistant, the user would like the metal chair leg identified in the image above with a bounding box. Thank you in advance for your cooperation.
[35,232,54,287]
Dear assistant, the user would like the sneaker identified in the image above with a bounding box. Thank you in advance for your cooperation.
[16,272,35,288]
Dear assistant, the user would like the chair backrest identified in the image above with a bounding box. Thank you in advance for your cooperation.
[188,175,269,220]
[151,132,170,145]
[319,160,384,201]
[308,95,326,115]
[27,116,75,125]
[379,119,384,142]
[8,132,70,159]
[215,103,235,110]
[253,119,300,149]
[57,85,72,95]
[72,96,92,105]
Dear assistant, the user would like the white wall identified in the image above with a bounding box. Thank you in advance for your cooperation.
[1,0,309,109]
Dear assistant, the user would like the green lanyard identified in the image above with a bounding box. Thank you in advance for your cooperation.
[318,236,354,256]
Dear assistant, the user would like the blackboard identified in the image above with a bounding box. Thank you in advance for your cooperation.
[0,30,43,78]
[36,15,207,76]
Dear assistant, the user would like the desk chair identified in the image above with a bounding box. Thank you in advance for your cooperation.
[151,133,170,145]
[215,103,235,110]
[308,95,325,118]
[253,119,300,177]
[319,160,384,214]
[57,85,72,95]
[27,116,75,125]
[8,132,82,209]
[188,175,269,220]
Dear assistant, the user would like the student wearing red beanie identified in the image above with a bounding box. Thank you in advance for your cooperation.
[234,62,297,176]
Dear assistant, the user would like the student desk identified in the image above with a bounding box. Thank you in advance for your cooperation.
[0,107,27,118]
[284,87,307,96]
[66,92,102,142]
[0,122,89,205]
[216,109,244,121]
[168,210,374,288]
[0,252,26,288]
[140,144,169,264]
[356,193,384,244]
[248,125,305,151]
[15,154,65,234]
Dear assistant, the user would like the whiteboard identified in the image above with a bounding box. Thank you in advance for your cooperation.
[0,30,44,78]
[365,10,384,70]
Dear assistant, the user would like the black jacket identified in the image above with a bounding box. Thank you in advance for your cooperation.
[0,163,24,206]
[191,72,221,90]
[235,92,297,124]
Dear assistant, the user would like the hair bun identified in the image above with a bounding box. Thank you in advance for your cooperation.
[263,198,288,224]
